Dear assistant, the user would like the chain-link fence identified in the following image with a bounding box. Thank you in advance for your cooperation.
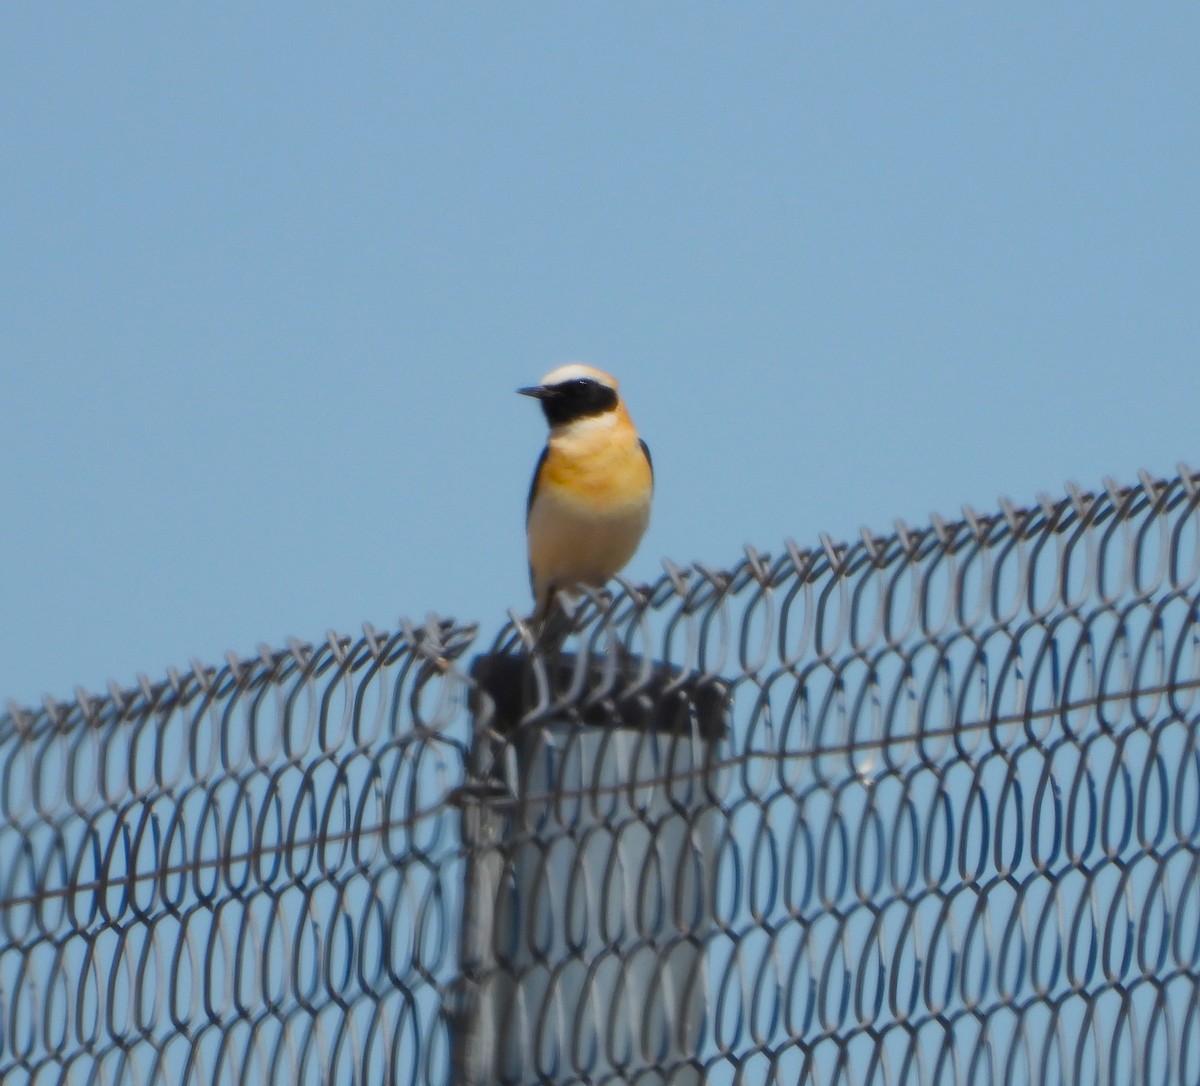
[3,467,1200,1084]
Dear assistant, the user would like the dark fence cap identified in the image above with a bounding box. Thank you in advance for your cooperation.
[470,652,729,742]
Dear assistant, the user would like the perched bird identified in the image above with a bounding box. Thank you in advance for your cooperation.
[519,363,654,626]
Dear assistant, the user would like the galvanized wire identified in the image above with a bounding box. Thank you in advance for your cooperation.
[3,466,1200,1085]
[0,619,478,1086]
[468,465,1200,1086]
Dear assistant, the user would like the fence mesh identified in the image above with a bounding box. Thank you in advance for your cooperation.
[3,467,1200,1084]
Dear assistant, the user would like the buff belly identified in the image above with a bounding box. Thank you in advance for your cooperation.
[527,482,651,611]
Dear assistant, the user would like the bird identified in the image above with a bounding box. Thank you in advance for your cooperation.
[519,363,654,629]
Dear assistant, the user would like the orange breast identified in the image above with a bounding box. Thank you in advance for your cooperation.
[539,435,652,508]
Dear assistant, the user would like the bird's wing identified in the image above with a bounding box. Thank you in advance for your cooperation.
[640,439,653,486]
[526,444,550,524]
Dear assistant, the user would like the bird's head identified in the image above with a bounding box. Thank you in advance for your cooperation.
[518,363,621,428]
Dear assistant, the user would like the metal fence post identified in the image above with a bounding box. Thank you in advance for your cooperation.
[455,653,728,1086]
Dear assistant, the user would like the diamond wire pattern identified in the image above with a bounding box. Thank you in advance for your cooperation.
[0,621,477,1086]
[3,468,1200,1084]
[470,467,1200,1086]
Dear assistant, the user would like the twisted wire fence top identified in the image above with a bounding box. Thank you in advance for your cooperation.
[2,466,1200,1085]
[487,464,1200,736]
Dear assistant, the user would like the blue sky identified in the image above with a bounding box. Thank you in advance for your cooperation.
[2,6,1197,706]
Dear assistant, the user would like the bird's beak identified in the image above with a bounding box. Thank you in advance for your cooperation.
[517,385,551,399]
